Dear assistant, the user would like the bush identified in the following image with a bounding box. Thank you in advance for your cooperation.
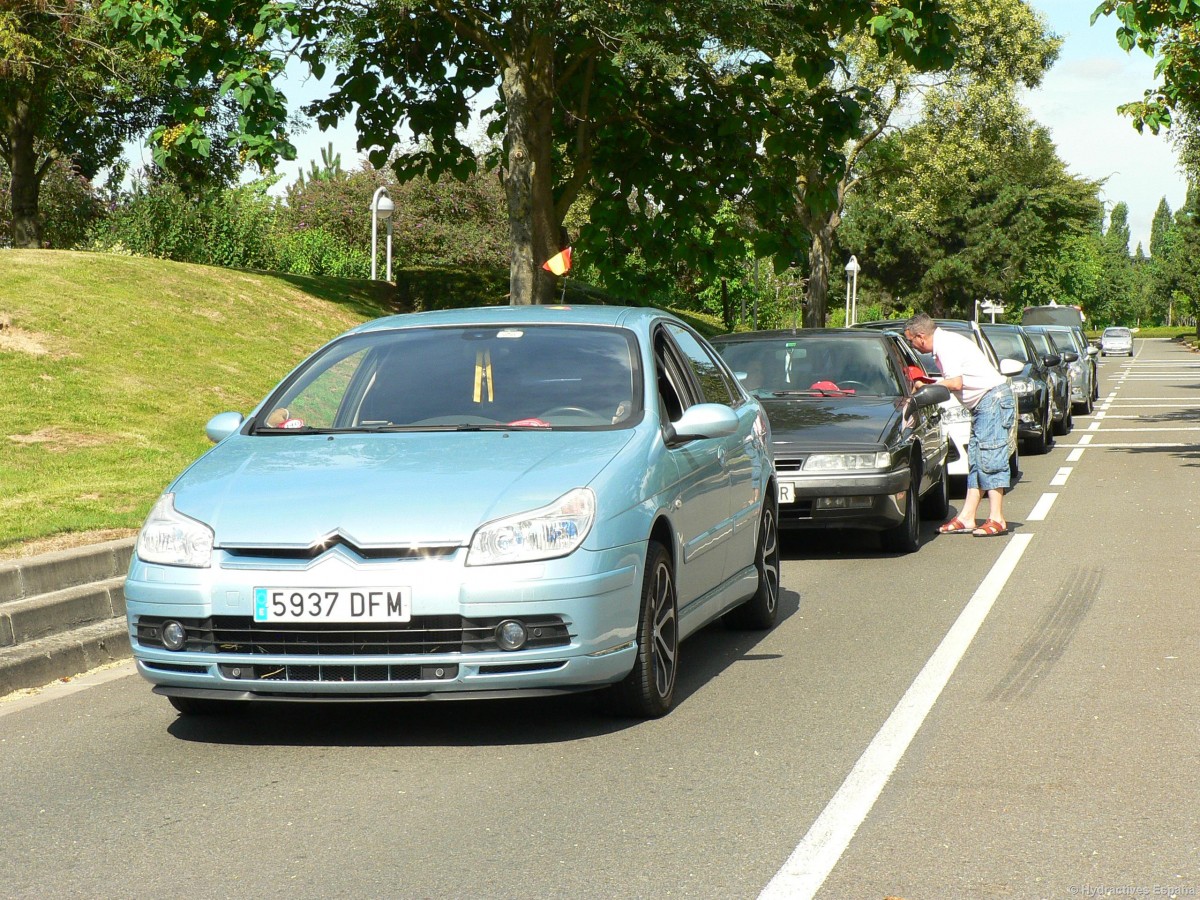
[275,227,371,279]
[89,177,282,270]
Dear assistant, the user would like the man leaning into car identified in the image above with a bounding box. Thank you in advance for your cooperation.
[904,312,1014,538]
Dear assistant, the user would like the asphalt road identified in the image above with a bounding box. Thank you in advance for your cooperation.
[3,338,1198,900]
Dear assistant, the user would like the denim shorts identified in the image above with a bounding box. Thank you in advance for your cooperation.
[967,383,1014,492]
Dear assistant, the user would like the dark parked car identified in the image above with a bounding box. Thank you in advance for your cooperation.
[1024,328,1074,436]
[712,329,950,553]
[1024,324,1099,414]
[981,323,1055,454]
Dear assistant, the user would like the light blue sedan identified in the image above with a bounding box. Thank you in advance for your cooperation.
[125,305,780,718]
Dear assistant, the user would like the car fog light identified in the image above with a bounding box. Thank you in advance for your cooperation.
[495,620,528,651]
[816,496,873,510]
[162,620,187,651]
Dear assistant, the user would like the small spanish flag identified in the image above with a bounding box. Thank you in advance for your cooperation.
[542,247,572,275]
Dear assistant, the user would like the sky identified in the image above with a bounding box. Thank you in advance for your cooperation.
[1022,0,1187,252]
[140,0,1186,255]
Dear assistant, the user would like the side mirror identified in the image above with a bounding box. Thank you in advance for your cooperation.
[1042,353,1062,367]
[1087,346,1100,357]
[667,403,740,445]
[912,384,951,407]
[206,411,245,443]
[999,358,1024,377]
[1060,350,1079,363]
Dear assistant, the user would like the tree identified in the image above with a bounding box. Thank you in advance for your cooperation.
[750,0,1057,327]
[0,3,153,246]
[105,1,957,304]
[1091,0,1200,133]
[839,83,1102,317]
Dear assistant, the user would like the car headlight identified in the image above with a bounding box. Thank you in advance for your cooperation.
[136,493,214,568]
[467,488,595,566]
[804,452,891,472]
[1010,380,1034,395]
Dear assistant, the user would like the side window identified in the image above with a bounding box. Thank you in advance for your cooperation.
[666,324,737,405]
[653,333,689,423]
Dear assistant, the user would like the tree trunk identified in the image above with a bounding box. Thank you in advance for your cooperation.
[500,28,558,305]
[804,219,835,328]
[5,95,42,249]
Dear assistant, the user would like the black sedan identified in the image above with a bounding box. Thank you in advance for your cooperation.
[712,329,951,553]
[981,323,1055,454]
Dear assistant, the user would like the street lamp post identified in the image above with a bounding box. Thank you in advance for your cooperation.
[845,255,861,326]
[371,186,395,281]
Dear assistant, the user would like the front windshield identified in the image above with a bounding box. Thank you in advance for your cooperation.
[254,324,640,432]
[984,330,1030,363]
[717,336,902,397]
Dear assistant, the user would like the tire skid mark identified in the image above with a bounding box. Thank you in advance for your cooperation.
[987,567,1100,702]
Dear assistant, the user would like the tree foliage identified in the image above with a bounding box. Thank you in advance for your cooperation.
[839,83,1102,317]
[1091,0,1200,132]
[750,0,1058,326]
[108,0,957,304]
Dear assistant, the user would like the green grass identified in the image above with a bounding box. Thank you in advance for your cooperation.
[0,250,406,550]
[0,250,723,552]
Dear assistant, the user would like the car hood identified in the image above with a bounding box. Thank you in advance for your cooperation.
[168,431,635,548]
[759,396,902,450]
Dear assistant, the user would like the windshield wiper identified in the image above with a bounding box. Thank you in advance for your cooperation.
[770,388,857,397]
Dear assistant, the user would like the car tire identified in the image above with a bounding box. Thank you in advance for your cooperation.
[168,696,236,716]
[881,464,921,554]
[919,460,950,520]
[608,541,679,718]
[1026,403,1052,454]
[1053,397,1071,435]
[725,497,780,631]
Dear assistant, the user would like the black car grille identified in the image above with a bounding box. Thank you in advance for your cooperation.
[779,501,815,523]
[136,615,571,656]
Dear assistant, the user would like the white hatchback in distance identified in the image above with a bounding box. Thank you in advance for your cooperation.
[1100,327,1133,357]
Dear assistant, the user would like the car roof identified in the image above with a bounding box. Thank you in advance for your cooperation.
[710,328,889,342]
[346,304,682,335]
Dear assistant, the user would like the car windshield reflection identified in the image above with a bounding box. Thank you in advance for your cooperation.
[717,336,903,398]
[253,324,640,433]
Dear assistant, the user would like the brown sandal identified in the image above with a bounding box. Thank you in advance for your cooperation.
[938,517,974,534]
[972,520,1008,537]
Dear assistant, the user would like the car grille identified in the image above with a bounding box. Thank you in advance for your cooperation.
[136,615,571,656]
[779,501,815,523]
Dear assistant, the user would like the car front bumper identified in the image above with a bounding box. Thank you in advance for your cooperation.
[125,545,644,701]
[775,466,910,530]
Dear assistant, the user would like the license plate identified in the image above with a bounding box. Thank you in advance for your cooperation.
[778,482,796,504]
[253,587,411,623]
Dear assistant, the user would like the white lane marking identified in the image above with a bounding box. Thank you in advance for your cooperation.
[759,535,1034,900]
[1088,420,1102,431]
[1067,448,1084,462]
[1050,467,1072,486]
[1078,434,1093,445]
[1027,492,1058,521]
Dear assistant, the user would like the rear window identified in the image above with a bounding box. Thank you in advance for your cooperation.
[1104,328,1131,338]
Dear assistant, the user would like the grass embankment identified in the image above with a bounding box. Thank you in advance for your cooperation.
[0,250,724,554]
[0,251,406,552]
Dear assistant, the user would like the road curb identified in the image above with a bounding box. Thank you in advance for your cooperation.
[0,538,136,697]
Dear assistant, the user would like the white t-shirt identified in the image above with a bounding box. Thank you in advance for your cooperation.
[932,327,1006,409]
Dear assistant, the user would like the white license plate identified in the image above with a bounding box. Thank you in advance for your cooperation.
[778,482,796,504]
[253,587,411,623]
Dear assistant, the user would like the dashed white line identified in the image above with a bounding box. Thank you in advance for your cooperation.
[759,535,1035,900]
[1027,492,1058,521]
[1050,467,1072,486]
